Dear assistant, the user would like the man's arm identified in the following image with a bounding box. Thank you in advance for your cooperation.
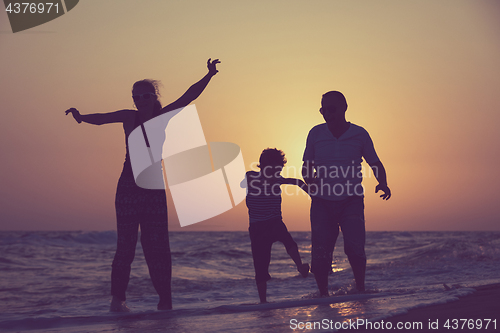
[369,160,391,200]
[161,59,220,113]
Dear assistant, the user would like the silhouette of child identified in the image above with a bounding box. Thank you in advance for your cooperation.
[246,148,310,303]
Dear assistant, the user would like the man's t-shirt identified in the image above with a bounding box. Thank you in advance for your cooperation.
[303,123,379,201]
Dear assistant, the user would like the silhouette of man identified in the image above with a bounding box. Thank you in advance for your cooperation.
[302,91,391,296]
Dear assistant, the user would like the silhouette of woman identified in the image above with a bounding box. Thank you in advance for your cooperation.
[65,59,220,311]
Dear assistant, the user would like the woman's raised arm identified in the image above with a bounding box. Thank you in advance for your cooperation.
[161,58,220,113]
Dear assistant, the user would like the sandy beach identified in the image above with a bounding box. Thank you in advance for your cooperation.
[19,284,500,333]
[343,283,500,332]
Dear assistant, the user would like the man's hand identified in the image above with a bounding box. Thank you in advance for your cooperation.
[375,184,391,200]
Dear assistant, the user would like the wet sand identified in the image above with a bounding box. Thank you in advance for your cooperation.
[27,284,500,332]
[345,283,500,332]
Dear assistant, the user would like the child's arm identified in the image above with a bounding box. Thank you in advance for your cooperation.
[301,161,315,185]
[281,177,309,194]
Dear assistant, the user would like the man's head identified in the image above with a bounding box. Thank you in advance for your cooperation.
[320,91,348,123]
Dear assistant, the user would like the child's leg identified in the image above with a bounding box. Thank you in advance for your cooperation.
[249,223,273,302]
[283,235,301,266]
[276,221,309,277]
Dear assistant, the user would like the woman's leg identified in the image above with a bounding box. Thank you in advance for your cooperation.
[112,177,140,305]
[111,218,139,302]
[140,190,172,310]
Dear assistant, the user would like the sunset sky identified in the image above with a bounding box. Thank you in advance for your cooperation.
[1,0,499,231]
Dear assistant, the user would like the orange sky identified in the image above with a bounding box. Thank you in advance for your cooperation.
[1,0,499,231]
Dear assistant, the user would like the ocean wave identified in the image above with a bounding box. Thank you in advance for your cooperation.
[1,231,500,332]
[0,231,117,247]
[368,232,500,268]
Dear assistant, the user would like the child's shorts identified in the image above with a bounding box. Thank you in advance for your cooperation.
[249,217,298,284]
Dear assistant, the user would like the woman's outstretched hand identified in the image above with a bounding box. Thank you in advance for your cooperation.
[207,58,221,76]
[65,108,82,123]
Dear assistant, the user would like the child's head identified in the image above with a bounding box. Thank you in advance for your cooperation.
[258,148,287,174]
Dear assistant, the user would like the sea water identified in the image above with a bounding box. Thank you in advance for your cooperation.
[1,231,499,332]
